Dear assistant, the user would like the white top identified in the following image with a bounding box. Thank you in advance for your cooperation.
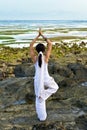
[34,53,51,97]
[34,56,51,80]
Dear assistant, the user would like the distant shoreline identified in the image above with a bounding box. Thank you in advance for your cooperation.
[0,20,87,48]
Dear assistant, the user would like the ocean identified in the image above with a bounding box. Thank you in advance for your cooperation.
[0,20,87,26]
[0,20,87,48]
[1,20,87,29]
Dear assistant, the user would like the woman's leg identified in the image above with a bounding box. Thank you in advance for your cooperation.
[34,79,47,121]
[35,97,47,121]
[41,77,59,100]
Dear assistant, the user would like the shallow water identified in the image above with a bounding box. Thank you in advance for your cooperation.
[0,20,87,48]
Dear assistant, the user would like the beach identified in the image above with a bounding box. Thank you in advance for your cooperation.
[0,20,87,48]
[0,20,87,130]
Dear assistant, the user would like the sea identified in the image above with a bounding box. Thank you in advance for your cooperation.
[0,20,87,48]
[0,20,87,27]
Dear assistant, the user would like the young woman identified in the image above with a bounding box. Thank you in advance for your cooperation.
[30,28,59,121]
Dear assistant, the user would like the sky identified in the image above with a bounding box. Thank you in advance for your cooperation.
[0,0,87,20]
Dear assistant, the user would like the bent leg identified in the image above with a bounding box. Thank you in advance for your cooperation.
[41,77,59,100]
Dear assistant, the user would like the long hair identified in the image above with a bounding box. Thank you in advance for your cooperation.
[36,43,45,68]
[38,53,42,68]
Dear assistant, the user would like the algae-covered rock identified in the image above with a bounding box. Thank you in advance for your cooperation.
[14,63,35,77]
[0,45,87,129]
[0,59,87,129]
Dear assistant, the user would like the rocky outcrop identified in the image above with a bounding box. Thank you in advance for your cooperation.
[0,60,87,130]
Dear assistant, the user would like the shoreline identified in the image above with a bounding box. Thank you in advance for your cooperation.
[1,37,87,48]
[0,20,87,48]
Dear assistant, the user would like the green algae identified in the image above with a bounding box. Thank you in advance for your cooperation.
[0,29,31,35]
[0,42,87,64]
[0,46,30,63]
[50,36,86,41]
[0,36,14,40]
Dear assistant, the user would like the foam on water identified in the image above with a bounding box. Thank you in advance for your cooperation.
[5,43,30,48]
[0,20,87,48]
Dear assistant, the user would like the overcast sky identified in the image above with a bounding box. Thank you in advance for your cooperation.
[0,0,87,20]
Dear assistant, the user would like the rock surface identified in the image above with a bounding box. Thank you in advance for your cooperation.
[0,56,87,130]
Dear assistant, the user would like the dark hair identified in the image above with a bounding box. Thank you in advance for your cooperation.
[36,43,45,68]
[38,54,42,68]
[36,43,45,53]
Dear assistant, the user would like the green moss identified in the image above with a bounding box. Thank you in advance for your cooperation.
[0,29,37,35]
[0,29,29,35]
[69,28,87,31]
[50,36,85,42]
[0,36,14,39]
[0,41,87,64]
[0,46,29,63]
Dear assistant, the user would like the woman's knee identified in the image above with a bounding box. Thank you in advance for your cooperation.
[53,83,59,93]
[56,83,59,90]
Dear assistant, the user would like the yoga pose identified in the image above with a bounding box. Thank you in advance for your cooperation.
[30,28,59,121]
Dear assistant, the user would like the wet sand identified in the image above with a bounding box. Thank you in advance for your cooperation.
[0,25,87,48]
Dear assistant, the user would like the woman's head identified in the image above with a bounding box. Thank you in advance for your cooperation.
[35,43,45,53]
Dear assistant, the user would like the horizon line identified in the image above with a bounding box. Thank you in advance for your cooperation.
[0,19,87,21]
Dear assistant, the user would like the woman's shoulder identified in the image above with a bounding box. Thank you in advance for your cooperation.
[33,56,37,64]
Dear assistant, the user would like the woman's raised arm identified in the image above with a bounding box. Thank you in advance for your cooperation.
[30,34,40,63]
[39,29,52,63]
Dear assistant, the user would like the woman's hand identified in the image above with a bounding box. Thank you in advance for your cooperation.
[39,28,43,36]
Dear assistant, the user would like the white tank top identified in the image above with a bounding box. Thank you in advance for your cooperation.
[34,52,51,97]
[34,55,51,80]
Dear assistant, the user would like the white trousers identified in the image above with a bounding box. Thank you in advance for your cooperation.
[34,77,59,121]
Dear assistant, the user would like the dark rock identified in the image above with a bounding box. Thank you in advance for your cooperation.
[75,115,87,130]
[14,63,34,77]
[48,63,73,78]
[25,93,35,104]
[72,100,87,109]
[67,63,87,81]
[0,70,3,80]
[32,122,66,130]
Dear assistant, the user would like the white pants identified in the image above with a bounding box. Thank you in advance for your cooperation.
[34,77,59,121]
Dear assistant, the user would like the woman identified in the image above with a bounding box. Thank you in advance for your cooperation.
[30,28,59,121]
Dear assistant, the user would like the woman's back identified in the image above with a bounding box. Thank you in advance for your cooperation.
[34,55,50,81]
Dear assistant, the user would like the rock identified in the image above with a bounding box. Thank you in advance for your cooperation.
[25,93,35,104]
[48,61,73,77]
[76,58,82,63]
[67,63,87,81]
[0,60,87,129]
[58,78,77,88]
[0,77,34,107]
[32,122,66,130]
[75,115,87,130]
[14,63,34,77]
[0,70,3,80]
